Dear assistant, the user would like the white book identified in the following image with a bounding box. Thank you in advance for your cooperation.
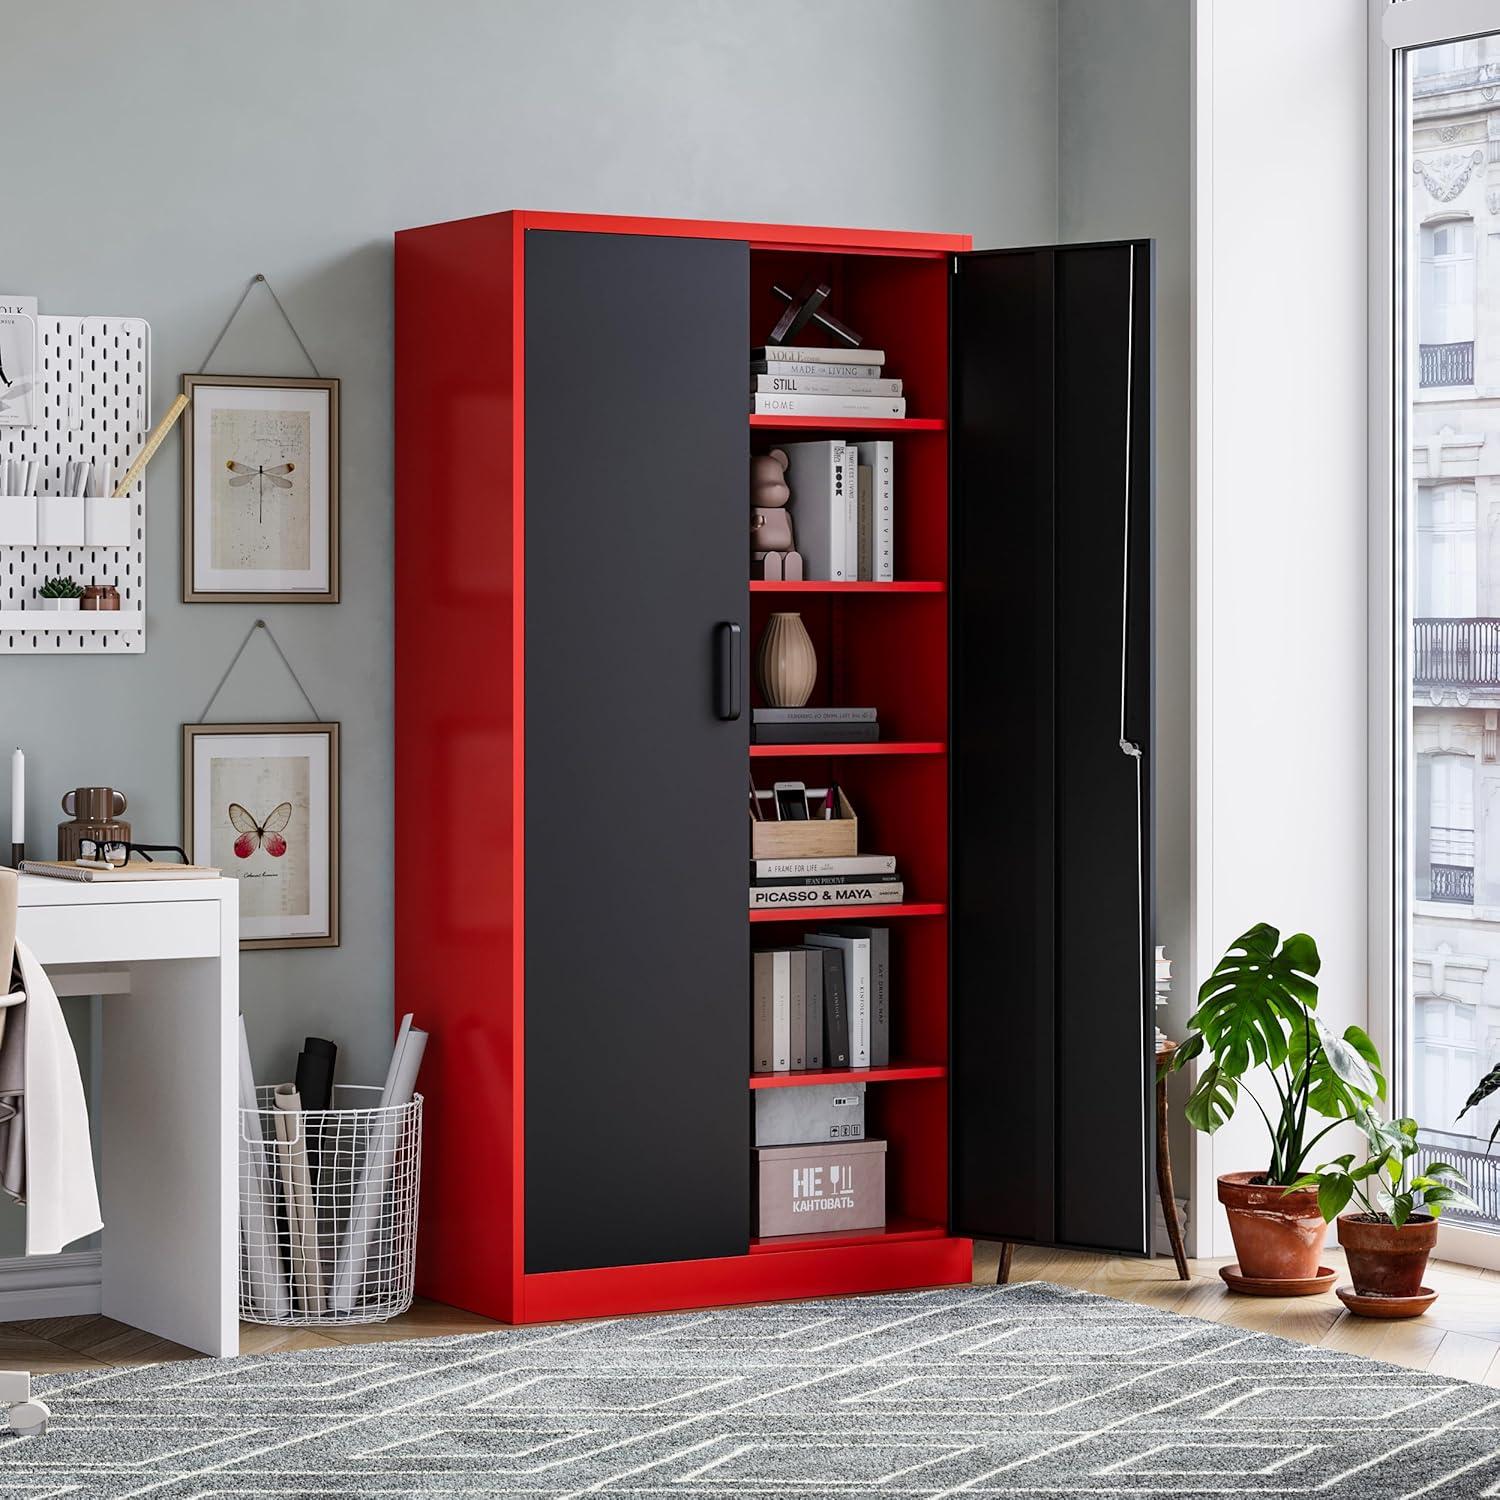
[748,882,904,910]
[855,441,895,581]
[772,950,791,1071]
[857,465,873,582]
[749,359,884,380]
[783,441,850,581]
[806,935,872,1066]
[838,444,859,581]
[754,374,903,396]
[753,854,898,878]
[752,393,907,419]
[754,345,885,366]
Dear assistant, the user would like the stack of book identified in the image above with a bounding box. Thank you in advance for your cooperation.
[777,438,895,581]
[750,853,903,910]
[752,927,891,1072]
[1155,945,1171,1048]
[751,344,905,420]
[752,706,879,745]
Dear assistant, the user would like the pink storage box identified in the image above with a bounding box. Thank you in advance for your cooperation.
[754,1138,886,1237]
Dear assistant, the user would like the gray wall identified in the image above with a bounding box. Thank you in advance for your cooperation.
[2,0,1060,1254]
[1058,0,1193,1185]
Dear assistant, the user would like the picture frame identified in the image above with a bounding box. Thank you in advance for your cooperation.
[183,721,340,949]
[182,374,340,603]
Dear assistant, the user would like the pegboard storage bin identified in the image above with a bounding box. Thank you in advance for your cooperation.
[37,497,84,547]
[0,316,148,652]
[0,499,36,546]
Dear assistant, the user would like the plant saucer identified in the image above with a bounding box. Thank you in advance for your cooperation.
[1219,1263,1339,1297]
[1335,1284,1438,1319]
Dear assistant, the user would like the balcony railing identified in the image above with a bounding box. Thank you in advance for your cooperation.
[1414,618,1500,687]
[1420,340,1474,388]
[1428,863,1474,904]
[1414,1138,1499,1227]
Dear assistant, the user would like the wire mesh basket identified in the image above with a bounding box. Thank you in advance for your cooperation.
[239,1084,422,1326]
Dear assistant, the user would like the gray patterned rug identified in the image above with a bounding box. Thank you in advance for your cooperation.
[5,1281,1500,1496]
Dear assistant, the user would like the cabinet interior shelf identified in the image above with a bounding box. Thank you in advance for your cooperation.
[749,902,945,924]
[750,416,946,434]
[750,1060,947,1090]
[749,580,945,595]
[748,1215,948,1255]
[749,741,945,759]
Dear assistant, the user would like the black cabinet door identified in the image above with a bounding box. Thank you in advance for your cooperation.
[523,230,749,1274]
[950,241,1155,1256]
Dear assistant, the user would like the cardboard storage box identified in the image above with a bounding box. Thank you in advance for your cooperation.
[755,1137,885,1237]
[755,1082,866,1147]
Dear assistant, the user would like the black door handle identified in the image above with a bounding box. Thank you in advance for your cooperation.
[714,622,742,720]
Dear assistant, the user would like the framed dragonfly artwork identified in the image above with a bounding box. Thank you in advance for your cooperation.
[183,721,340,948]
[182,374,340,602]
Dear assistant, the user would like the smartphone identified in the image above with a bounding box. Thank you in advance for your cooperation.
[773,781,809,821]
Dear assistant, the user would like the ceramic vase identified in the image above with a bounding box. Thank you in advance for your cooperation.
[757,612,817,708]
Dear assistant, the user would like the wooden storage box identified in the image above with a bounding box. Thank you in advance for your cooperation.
[755,1137,886,1236]
[750,787,857,859]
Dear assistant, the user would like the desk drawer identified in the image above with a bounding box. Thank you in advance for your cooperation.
[20,900,222,964]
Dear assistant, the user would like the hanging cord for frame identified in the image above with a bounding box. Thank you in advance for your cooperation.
[196,619,323,724]
[196,274,322,377]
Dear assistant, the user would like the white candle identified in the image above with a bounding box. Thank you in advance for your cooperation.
[10,747,22,848]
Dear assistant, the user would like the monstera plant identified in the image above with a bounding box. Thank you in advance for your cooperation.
[1161,923,1386,1286]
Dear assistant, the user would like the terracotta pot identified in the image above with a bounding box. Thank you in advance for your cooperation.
[756,612,817,708]
[1217,1171,1326,1282]
[1337,1212,1437,1299]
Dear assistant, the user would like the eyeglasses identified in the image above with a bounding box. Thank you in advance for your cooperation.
[77,839,191,867]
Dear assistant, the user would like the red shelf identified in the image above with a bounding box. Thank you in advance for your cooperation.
[749,580,945,594]
[749,902,945,924]
[750,1061,947,1090]
[750,740,945,759]
[749,1215,948,1255]
[750,416,945,433]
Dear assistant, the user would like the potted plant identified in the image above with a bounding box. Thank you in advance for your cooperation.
[38,575,84,611]
[1161,923,1384,1289]
[1286,1110,1474,1315]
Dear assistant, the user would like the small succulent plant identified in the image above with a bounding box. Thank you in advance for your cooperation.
[39,575,83,599]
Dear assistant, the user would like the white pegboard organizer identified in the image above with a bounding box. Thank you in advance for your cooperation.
[0,316,148,652]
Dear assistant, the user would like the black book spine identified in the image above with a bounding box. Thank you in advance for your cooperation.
[802,945,824,1070]
[821,947,850,1067]
[753,871,901,888]
[751,723,880,744]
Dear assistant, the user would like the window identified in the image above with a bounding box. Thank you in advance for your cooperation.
[1395,17,1500,1227]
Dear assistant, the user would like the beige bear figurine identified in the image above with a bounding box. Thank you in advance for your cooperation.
[750,448,803,581]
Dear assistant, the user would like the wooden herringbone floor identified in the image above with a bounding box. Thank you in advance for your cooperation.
[7,1242,1500,1380]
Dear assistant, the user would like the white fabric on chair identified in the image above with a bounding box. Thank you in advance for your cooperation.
[0,889,103,1253]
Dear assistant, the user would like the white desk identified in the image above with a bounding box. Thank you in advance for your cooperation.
[13,874,238,1358]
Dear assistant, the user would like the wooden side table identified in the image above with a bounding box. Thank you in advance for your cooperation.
[991,1039,1191,1283]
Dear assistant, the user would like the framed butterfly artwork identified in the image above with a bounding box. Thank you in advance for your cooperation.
[182,375,340,603]
[183,722,340,949]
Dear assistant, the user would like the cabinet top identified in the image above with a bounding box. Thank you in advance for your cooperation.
[397,209,971,258]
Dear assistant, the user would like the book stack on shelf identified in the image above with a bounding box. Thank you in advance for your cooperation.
[1155,945,1171,1048]
[751,344,904,420]
[752,706,879,745]
[750,853,903,911]
[751,927,891,1073]
[776,438,895,582]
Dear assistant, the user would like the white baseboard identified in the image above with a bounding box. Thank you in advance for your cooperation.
[0,1251,102,1320]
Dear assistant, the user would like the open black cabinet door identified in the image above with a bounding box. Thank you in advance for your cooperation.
[949,241,1155,1257]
